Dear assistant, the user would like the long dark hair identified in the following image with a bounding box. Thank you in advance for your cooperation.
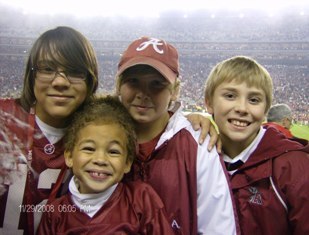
[19,26,99,111]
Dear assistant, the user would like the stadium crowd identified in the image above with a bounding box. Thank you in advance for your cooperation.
[0,7,308,124]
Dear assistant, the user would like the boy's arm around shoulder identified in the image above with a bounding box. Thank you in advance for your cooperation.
[272,149,309,234]
[196,136,239,235]
[185,112,222,152]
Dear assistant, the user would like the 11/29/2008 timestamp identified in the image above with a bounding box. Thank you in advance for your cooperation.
[19,204,55,213]
[19,204,91,213]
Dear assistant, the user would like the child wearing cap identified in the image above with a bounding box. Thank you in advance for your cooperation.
[116,37,239,235]
[204,56,309,234]
[37,96,174,234]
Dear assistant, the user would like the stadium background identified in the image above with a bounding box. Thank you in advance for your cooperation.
[0,3,308,139]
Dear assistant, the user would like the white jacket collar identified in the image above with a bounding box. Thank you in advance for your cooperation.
[156,104,191,149]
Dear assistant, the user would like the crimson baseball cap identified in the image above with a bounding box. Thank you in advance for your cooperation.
[117,37,179,83]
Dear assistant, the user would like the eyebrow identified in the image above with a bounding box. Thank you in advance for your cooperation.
[36,60,56,67]
[78,139,95,145]
[78,139,124,147]
[109,140,124,147]
[221,87,264,96]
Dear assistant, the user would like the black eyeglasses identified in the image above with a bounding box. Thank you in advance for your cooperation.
[32,66,87,84]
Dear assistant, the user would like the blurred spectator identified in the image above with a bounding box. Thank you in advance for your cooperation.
[0,7,308,124]
[264,103,293,138]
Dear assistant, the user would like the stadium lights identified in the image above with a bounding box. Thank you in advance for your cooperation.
[0,0,308,17]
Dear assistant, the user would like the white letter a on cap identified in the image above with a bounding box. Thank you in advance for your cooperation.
[136,38,164,54]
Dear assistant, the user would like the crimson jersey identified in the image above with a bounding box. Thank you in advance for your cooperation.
[0,98,67,235]
[37,181,174,235]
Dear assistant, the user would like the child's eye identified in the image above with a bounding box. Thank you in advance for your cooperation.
[81,146,95,152]
[150,80,168,90]
[109,149,122,156]
[37,66,55,74]
[66,70,87,79]
[223,93,235,100]
[123,77,139,86]
[249,97,261,104]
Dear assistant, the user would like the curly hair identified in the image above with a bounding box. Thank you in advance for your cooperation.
[64,95,137,163]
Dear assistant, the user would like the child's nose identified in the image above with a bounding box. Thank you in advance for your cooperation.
[51,73,71,87]
[234,100,248,114]
[136,86,151,99]
[92,152,108,165]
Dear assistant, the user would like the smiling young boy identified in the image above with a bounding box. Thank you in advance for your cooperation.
[204,55,309,235]
[116,37,238,234]
[37,96,174,234]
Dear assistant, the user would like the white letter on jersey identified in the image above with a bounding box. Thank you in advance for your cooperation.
[0,166,60,235]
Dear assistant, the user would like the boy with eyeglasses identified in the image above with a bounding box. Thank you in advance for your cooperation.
[0,26,98,235]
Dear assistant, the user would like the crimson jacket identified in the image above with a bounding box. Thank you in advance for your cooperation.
[229,127,309,235]
[125,107,238,235]
[263,122,293,138]
[37,181,174,235]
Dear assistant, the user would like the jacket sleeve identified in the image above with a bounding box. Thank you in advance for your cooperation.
[274,151,309,234]
[196,136,239,235]
[36,209,55,235]
[145,204,176,235]
[137,183,175,235]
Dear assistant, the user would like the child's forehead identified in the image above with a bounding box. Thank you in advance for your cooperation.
[36,50,63,66]
[129,72,166,80]
[122,65,170,82]
[78,122,126,140]
[87,120,123,128]
[123,72,170,85]
[218,79,265,92]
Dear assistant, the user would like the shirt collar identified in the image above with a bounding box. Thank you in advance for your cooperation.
[223,126,266,164]
[69,176,117,217]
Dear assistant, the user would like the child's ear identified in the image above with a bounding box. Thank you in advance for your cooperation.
[171,92,178,101]
[124,159,133,174]
[171,82,181,101]
[64,150,73,168]
[205,99,214,114]
[115,78,122,96]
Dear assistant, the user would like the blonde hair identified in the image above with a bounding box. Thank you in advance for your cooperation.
[204,56,273,112]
